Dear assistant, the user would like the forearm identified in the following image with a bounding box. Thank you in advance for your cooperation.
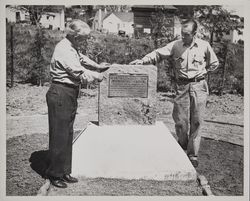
[141,44,172,65]
[80,69,103,83]
[79,53,100,68]
[141,51,160,65]
[206,60,219,72]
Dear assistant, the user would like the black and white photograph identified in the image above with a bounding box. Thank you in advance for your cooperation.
[0,0,249,199]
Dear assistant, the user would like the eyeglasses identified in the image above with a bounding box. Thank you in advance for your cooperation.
[181,31,196,38]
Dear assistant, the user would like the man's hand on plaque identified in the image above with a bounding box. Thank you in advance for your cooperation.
[81,69,103,83]
[129,59,143,65]
[97,62,110,72]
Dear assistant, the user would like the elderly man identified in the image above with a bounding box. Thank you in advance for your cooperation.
[45,20,108,188]
[130,19,219,168]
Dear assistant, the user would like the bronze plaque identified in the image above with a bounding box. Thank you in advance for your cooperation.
[108,73,148,98]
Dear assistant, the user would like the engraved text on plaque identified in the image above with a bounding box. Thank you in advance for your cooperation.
[108,74,148,98]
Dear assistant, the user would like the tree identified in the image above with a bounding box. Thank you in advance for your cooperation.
[94,5,131,12]
[194,6,243,93]
[65,6,94,26]
[192,6,243,45]
[21,5,61,25]
[20,5,54,86]
[149,7,177,48]
[27,27,48,86]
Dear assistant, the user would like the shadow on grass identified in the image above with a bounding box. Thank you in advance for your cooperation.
[29,150,49,179]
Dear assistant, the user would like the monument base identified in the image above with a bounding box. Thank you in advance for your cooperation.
[72,121,197,181]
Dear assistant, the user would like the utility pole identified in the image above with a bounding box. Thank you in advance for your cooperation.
[10,24,14,88]
[220,42,229,95]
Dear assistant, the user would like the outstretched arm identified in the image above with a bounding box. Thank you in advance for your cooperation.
[53,47,103,83]
[79,52,110,72]
[129,41,175,65]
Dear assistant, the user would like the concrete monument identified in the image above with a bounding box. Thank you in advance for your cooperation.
[72,64,197,181]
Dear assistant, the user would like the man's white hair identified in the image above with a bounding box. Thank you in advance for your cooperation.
[65,19,91,36]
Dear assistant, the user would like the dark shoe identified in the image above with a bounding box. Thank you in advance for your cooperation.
[190,159,199,168]
[49,177,67,188]
[177,140,187,151]
[62,174,78,183]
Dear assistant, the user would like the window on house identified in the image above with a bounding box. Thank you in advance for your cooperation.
[238,30,243,35]
[143,28,151,34]
[47,16,49,20]
[25,14,29,21]
[16,12,20,22]
[117,23,120,30]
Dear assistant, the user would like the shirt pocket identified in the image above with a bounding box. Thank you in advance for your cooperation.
[192,54,204,67]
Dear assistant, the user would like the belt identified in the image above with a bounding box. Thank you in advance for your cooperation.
[178,76,205,83]
[52,81,79,89]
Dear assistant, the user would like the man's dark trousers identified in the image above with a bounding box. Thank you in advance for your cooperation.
[45,82,78,178]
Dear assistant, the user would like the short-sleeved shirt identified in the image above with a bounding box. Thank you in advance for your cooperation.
[141,38,219,79]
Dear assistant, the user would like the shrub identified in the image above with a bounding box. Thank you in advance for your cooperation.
[6,23,36,84]
[6,23,64,86]
[85,33,155,64]
[224,43,244,95]
[84,33,177,91]
[6,23,244,95]
[209,42,244,95]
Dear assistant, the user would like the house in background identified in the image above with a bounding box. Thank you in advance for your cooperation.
[102,12,134,36]
[221,29,243,43]
[220,15,244,44]
[92,9,109,31]
[39,6,65,30]
[131,5,180,38]
[92,9,134,36]
[6,5,29,23]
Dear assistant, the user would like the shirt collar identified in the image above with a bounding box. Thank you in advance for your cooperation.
[63,37,73,47]
[182,37,198,48]
[64,37,79,51]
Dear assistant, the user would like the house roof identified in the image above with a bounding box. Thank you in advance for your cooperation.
[104,12,134,22]
[6,5,29,12]
[131,5,177,10]
[42,6,65,13]
[6,5,64,14]
[93,9,109,22]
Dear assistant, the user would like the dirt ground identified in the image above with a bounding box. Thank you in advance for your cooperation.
[5,83,244,196]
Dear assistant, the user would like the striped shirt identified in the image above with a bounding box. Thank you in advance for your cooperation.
[50,38,99,86]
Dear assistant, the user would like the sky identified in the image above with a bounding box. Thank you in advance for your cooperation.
[64,4,245,17]
[223,5,245,17]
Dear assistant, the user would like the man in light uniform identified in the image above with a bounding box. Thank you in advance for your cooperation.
[130,19,219,167]
[45,20,108,188]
